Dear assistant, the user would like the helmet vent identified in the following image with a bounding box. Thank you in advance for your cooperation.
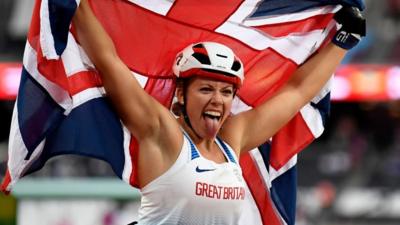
[216,54,228,58]
[193,43,204,48]
[203,68,235,78]
[192,43,211,65]
[192,53,211,65]
[231,60,241,72]
[174,42,243,87]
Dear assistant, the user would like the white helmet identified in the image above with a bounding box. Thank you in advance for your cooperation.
[172,42,244,87]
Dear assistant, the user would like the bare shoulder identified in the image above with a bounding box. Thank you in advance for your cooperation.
[218,114,247,156]
[219,107,268,155]
[137,106,184,162]
[134,111,184,188]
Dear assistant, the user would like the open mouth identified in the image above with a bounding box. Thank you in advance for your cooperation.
[203,111,222,137]
[203,111,222,121]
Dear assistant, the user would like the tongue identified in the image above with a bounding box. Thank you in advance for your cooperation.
[204,116,219,137]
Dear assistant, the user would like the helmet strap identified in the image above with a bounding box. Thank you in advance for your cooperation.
[182,104,193,130]
[181,87,201,139]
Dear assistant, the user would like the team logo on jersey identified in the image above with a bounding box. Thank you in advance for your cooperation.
[196,166,216,173]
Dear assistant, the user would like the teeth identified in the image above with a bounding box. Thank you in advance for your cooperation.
[204,111,221,117]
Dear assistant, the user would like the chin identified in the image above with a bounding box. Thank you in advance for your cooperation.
[202,127,221,139]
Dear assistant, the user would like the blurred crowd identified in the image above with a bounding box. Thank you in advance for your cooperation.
[296,102,400,224]
[345,0,400,64]
[300,102,400,188]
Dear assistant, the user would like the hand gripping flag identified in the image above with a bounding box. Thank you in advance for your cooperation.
[1,0,364,224]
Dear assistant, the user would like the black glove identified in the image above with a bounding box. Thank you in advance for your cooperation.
[332,6,366,50]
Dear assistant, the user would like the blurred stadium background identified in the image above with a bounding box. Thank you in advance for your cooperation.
[1,0,400,224]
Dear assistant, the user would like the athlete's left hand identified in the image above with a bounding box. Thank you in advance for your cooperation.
[332,6,366,50]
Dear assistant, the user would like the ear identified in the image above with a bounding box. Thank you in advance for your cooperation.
[176,85,184,104]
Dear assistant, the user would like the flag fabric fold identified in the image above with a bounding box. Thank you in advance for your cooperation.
[1,0,364,224]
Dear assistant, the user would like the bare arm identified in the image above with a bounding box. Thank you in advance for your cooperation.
[222,6,365,154]
[222,43,345,152]
[73,0,179,139]
[73,0,184,186]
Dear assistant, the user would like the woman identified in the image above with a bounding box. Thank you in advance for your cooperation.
[73,1,365,224]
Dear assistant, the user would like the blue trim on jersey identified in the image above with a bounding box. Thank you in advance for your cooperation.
[182,132,199,160]
[216,137,237,164]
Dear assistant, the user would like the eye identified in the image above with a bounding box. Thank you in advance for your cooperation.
[199,87,213,93]
[221,89,233,96]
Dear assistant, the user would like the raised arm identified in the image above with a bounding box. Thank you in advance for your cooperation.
[222,7,366,153]
[73,0,180,141]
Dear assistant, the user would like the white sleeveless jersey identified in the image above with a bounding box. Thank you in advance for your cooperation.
[138,132,247,225]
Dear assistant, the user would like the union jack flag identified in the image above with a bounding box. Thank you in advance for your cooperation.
[1,0,364,224]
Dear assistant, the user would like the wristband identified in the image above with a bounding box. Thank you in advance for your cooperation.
[332,29,362,50]
[332,7,366,50]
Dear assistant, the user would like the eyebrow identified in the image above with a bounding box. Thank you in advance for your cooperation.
[197,80,233,89]
[221,84,234,89]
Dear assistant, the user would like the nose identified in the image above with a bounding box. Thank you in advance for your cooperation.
[210,91,223,105]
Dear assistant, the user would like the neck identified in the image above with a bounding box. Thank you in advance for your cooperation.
[178,117,228,163]
[178,117,216,151]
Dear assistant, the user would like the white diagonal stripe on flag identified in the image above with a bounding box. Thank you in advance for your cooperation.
[23,42,71,110]
[216,20,336,64]
[122,124,133,183]
[244,5,340,26]
[269,154,297,182]
[127,0,174,16]
[62,33,93,77]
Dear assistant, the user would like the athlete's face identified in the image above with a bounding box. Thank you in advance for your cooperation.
[178,77,235,139]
